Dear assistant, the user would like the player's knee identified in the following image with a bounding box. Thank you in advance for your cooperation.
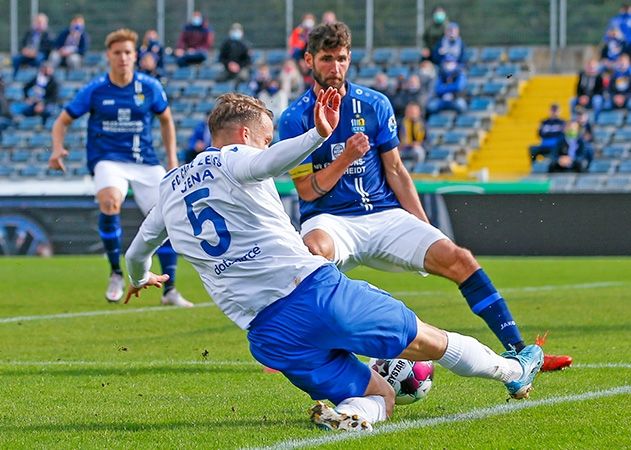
[98,196,121,215]
[303,230,335,260]
[425,240,479,283]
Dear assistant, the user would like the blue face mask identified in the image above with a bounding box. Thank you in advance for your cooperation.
[433,11,446,24]
[191,16,203,26]
[71,24,84,33]
[230,30,243,40]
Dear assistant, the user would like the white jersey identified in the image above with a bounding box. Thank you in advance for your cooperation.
[126,128,329,329]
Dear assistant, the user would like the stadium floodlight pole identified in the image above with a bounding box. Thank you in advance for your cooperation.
[366,0,374,55]
[30,0,38,22]
[10,0,17,55]
[186,0,194,20]
[157,0,165,45]
[417,0,425,49]
[559,0,567,49]
[549,0,558,72]
[286,0,293,46]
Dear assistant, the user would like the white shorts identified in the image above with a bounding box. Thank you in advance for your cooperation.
[300,209,449,273]
[93,161,166,215]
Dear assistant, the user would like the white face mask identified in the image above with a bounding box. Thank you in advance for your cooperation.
[230,30,243,40]
[303,19,315,28]
[191,16,203,26]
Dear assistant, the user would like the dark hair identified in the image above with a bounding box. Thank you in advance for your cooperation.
[208,93,273,136]
[307,22,351,56]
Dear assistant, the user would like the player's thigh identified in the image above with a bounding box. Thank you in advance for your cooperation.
[362,209,449,272]
[128,164,166,215]
[94,161,129,212]
[300,214,367,272]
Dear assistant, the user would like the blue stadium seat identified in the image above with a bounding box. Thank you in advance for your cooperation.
[426,147,453,161]
[64,133,83,147]
[426,114,453,129]
[182,84,207,98]
[172,67,195,81]
[11,149,31,163]
[468,65,491,79]
[74,166,91,177]
[178,117,199,129]
[602,145,628,159]
[531,160,551,174]
[372,48,396,65]
[593,129,612,145]
[250,50,264,65]
[462,47,479,64]
[507,47,532,63]
[46,168,65,177]
[165,84,181,99]
[84,52,104,66]
[358,66,380,79]
[588,159,617,174]
[612,128,631,143]
[386,65,410,79]
[605,174,631,190]
[399,47,421,65]
[29,134,51,148]
[15,68,37,83]
[351,48,367,65]
[480,47,504,63]
[469,97,494,112]
[548,174,576,190]
[59,85,77,101]
[465,82,481,97]
[480,81,507,97]
[454,115,481,129]
[425,130,444,146]
[194,101,215,113]
[266,49,287,66]
[619,160,631,173]
[5,84,23,101]
[495,64,520,78]
[212,81,235,96]
[574,175,605,191]
[20,165,43,177]
[66,150,84,162]
[198,65,223,80]
[596,110,625,127]
[35,150,50,162]
[2,134,22,148]
[412,161,441,175]
[66,69,89,82]
[0,166,15,177]
[170,101,191,114]
[442,130,469,146]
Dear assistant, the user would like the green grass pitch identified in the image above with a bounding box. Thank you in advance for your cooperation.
[0,256,630,449]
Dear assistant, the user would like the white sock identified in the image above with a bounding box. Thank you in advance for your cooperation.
[335,395,387,423]
[437,332,523,383]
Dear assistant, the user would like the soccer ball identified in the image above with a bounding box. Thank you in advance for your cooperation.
[367,358,434,405]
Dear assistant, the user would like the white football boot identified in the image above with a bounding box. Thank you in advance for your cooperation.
[105,272,124,303]
[161,289,194,307]
[309,401,373,432]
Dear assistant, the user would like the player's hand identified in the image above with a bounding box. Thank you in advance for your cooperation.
[123,272,170,304]
[342,132,371,162]
[48,148,69,173]
[314,87,341,138]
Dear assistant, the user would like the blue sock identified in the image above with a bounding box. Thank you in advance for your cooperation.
[98,213,122,274]
[459,269,524,351]
[156,240,177,294]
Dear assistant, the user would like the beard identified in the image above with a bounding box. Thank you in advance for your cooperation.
[312,69,345,90]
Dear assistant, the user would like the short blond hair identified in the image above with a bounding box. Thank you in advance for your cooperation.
[208,93,273,136]
[105,28,138,49]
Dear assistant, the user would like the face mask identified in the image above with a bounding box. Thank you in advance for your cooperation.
[433,11,446,24]
[191,16,203,26]
[230,30,243,40]
[444,62,457,72]
[71,24,84,33]
[566,131,578,139]
[148,39,160,48]
[303,19,315,29]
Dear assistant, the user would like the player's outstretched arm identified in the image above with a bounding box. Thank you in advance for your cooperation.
[124,273,170,304]
[49,110,73,172]
[233,88,341,182]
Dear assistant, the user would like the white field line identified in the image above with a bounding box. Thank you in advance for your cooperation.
[0,281,624,325]
[254,385,631,450]
[390,281,626,297]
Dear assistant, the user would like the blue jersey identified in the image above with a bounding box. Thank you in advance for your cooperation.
[279,82,401,223]
[65,72,168,173]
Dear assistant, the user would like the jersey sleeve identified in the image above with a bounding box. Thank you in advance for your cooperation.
[374,96,400,153]
[64,83,94,118]
[125,206,169,288]
[150,80,169,114]
[278,107,313,179]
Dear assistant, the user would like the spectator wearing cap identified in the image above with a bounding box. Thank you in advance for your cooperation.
[175,11,214,67]
[571,59,604,119]
[49,15,89,70]
[218,23,252,85]
[426,55,467,116]
[431,21,465,66]
[12,13,53,77]
[529,103,566,161]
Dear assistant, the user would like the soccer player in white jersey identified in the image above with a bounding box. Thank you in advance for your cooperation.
[49,29,192,307]
[124,90,543,431]
[278,22,571,372]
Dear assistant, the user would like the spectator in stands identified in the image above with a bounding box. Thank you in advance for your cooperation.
[279,58,305,100]
[576,109,595,166]
[0,74,13,134]
[249,63,273,95]
[529,103,566,161]
[49,15,89,70]
[605,53,631,110]
[606,4,631,43]
[258,79,288,126]
[426,55,467,116]
[12,13,53,77]
[548,121,589,173]
[174,11,214,67]
[571,59,604,119]
[139,51,164,83]
[431,22,465,66]
[218,23,252,85]
[371,72,392,97]
[289,13,316,62]
[22,62,58,125]
[422,6,448,61]
[392,74,428,119]
[184,118,212,164]
[398,101,426,169]
[321,10,337,24]
[138,29,164,69]
[600,27,626,75]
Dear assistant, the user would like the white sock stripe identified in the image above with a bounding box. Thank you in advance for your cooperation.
[255,386,631,450]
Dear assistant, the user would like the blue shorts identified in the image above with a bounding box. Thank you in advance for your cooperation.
[247,264,418,405]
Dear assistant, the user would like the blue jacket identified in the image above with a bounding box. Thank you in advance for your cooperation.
[54,28,89,56]
[434,68,467,98]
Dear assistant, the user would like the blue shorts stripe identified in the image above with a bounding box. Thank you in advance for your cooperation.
[98,229,122,239]
[471,292,502,314]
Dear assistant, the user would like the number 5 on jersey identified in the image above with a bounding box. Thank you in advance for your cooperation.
[184,188,231,257]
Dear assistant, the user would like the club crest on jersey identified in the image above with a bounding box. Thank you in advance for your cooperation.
[133,93,145,106]
[351,116,366,133]
[330,143,345,160]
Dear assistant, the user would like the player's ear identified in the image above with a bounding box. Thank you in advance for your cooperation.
[304,52,314,69]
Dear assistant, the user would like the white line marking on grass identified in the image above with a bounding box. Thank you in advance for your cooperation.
[574,363,631,369]
[0,302,216,324]
[391,281,626,297]
[255,386,631,450]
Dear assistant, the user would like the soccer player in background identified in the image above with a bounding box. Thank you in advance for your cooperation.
[124,91,543,431]
[278,22,571,372]
[49,28,192,307]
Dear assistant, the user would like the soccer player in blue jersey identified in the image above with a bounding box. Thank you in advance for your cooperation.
[49,28,192,307]
[278,22,571,371]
